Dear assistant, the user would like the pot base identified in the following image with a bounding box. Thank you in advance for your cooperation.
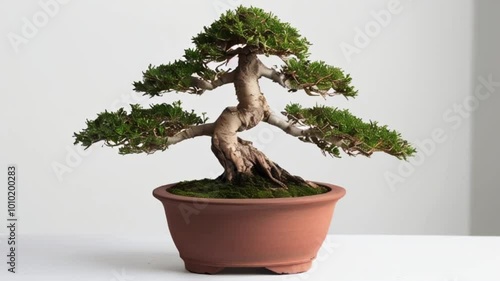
[184,262,224,274]
[266,261,312,274]
[184,260,312,274]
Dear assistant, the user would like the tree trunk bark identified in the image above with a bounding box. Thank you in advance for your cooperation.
[210,51,310,188]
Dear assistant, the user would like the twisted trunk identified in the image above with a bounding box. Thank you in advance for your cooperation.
[210,50,309,188]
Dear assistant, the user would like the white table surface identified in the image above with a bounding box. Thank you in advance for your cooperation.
[1,234,499,281]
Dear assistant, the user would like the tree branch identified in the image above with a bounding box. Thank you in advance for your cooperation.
[264,111,343,146]
[278,104,417,159]
[190,70,236,92]
[167,123,215,145]
[258,63,288,88]
[73,102,210,154]
[265,111,307,137]
[265,110,416,159]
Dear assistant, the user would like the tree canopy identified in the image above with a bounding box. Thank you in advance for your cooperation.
[132,6,357,98]
[74,5,415,163]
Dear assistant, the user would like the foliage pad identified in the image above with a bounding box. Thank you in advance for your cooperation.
[74,101,207,154]
[283,58,358,97]
[192,6,311,61]
[133,49,219,96]
[284,104,416,159]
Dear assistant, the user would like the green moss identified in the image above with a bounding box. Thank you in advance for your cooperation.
[168,176,328,199]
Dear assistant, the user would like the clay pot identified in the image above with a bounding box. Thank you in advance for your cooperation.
[153,182,345,274]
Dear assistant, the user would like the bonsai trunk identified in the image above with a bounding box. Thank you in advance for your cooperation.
[210,51,307,188]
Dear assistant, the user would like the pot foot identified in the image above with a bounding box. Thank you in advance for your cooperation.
[184,262,224,274]
[266,261,312,274]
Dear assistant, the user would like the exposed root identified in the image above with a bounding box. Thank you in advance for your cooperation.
[212,137,314,189]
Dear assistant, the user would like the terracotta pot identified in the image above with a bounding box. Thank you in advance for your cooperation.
[153,182,345,274]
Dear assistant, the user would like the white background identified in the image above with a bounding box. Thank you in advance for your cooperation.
[0,0,496,236]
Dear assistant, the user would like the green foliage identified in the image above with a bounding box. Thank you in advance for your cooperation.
[74,5,415,187]
[284,104,416,159]
[169,175,328,199]
[282,58,357,98]
[133,6,356,99]
[74,101,207,154]
[133,49,218,97]
[192,6,311,61]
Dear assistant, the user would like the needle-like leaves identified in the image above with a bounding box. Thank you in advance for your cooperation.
[74,101,207,154]
[284,104,416,159]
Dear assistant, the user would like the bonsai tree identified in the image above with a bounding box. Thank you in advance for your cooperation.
[74,6,415,195]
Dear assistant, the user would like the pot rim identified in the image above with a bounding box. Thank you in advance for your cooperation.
[153,181,346,206]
